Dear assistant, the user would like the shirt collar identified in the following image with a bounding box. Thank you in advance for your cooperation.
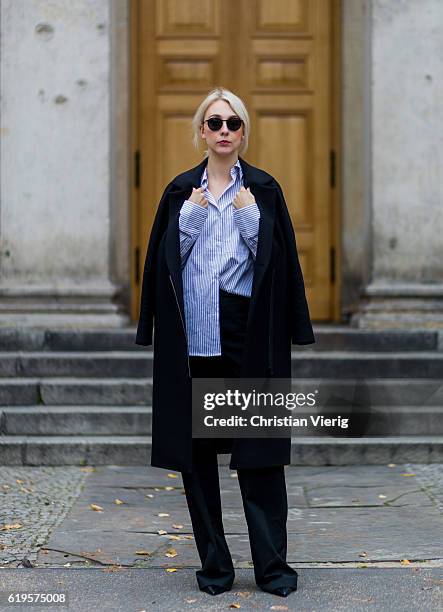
[201,158,242,188]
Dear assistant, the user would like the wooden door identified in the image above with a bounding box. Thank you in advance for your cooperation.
[131,0,339,321]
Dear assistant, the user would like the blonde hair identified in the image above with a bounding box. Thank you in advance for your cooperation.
[191,86,250,158]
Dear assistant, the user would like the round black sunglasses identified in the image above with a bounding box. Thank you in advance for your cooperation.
[203,117,243,132]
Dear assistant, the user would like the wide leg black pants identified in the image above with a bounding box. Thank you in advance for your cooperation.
[181,288,298,592]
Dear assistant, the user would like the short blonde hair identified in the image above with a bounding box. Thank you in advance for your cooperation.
[191,86,250,158]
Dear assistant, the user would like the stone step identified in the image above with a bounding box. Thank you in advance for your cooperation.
[0,378,152,406]
[1,378,443,407]
[1,406,152,435]
[0,326,440,352]
[1,350,443,378]
[0,435,442,466]
[2,405,443,436]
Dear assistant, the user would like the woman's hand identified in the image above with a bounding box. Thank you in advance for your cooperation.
[188,187,208,208]
[233,186,256,209]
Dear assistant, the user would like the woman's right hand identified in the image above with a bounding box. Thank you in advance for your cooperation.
[188,187,208,208]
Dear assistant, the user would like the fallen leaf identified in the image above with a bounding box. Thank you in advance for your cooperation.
[378,494,387,499]
[16,479,24,484]
[90,504,104,512]
[0,523,23,531]
[158,513,170,517]
[229,604,241,609]
[400,473,415,477]
[146,494,154,498]
[230,473,238,478]
[167,473,178,478]
[185,599,197,603]
[135,550,152,556]
[358,552,368,557]
[157,529,167,535]
[80,467,96,472]
[172,524,183,529]
[164,486,174,491]
[400,559,411,565]
[184,535,194,539]
[270,606,289,610]
[114,499,125,505]
[166,568,177,573]
[165,548,178,558]
[168,535,181,540]
[387,463,396,467]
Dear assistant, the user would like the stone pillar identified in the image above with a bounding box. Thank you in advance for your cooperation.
[351,0,443,329]
[0,0,130,327]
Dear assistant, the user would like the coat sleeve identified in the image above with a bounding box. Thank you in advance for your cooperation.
[272,179,315,345]
[135,182,173,346]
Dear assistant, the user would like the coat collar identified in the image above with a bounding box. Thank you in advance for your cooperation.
[165,156,278,347]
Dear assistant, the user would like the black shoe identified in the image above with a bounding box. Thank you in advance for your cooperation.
[268,586,297,597]
[200,584,231,596]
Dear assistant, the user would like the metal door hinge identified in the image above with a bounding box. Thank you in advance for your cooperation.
[134,150,141,189]
[330,246,336,284]
[330,149,336,188]
[135,246,140,285]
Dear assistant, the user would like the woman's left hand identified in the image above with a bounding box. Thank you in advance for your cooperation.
[233,186,256,209]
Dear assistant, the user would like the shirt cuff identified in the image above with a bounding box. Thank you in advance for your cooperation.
[233,202,260,238]
[179,199,208,235]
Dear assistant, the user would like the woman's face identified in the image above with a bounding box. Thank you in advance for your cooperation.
[200,99,244,157]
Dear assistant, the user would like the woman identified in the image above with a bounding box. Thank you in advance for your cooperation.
[136,86,315,597]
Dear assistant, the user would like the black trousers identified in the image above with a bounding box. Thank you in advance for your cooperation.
[181,288,298,592]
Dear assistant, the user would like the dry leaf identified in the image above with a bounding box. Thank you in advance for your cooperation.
[16,479,24,484]
[158,513,170,517]
[0,523,23,531]
[168,535,181,540]
[164,486,174,491]
[114,499,125,505]
[400,473,415,477]
[135,550,152,556]
[185,600,197,604]
[167,473,178,478]
[378,494,387,499]
[229,604,241,609]
[184,535,194,539]
[80,467,96,472]
[146,494,154,498]
[90,504,104,512]
[400,559,411,565]
[165,548,178,558]
[157,529,167,535]
[271,606,289,610]
[358,552,368,557]
[166,568,177,573]
[172,524,183,529]
[387,463,396,467]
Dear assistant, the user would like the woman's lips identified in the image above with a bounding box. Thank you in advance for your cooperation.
[218,141,231,145]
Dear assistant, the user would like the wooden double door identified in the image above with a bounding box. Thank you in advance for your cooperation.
[131,0,340,321]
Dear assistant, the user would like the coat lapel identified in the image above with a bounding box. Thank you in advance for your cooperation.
[164,156,277,330]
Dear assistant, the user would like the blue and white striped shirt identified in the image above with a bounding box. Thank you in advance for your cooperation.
[178,158,261,356]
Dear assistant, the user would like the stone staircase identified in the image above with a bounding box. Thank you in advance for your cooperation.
[0,326,442,465]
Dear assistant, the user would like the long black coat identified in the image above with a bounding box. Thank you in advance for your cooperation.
[135,155,315,473]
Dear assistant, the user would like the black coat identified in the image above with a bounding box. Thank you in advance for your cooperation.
[135,156,315,473]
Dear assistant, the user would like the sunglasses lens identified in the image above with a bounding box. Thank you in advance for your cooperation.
[227,118,242,131]
[207,118,223,131]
